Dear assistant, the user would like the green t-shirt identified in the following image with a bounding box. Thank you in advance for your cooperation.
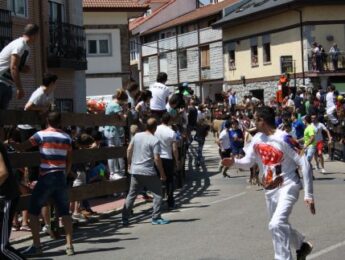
[304,124,316,147]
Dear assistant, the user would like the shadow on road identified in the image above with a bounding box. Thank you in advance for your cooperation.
[18,140,219,256]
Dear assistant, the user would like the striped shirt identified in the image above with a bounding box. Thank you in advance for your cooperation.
[29,127,72,175]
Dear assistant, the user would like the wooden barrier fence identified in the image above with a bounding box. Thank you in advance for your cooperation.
[0,110,130,211]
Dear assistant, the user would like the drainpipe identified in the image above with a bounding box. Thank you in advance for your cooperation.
[295,9,305,85]
[175,26,180,85]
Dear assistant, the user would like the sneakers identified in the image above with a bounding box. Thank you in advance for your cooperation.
[151,218,170,225]
[66,245,75,256]
[41,224,52,235]
[19,225,31,231]
[22,245,43,257]
[321,168,326,174]
[296,241,313,260]
[72,213,88,223]
[81,209,100,219]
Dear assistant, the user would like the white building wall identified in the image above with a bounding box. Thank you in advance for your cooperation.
[167,52,178,85]
[86,77,122,96]
[85,29,122,74]
[210,41,223,79]
[68,0,87,112]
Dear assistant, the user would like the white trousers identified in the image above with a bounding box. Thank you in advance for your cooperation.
[265,181,305,260]
[326,106,338,124]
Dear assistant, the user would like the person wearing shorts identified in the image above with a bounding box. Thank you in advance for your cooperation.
[11,112,75,257]
[312,114,332,173]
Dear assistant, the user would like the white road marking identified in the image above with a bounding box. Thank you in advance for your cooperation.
[308,240,345,259]
[166,192,247,215]
[209,192,246,204]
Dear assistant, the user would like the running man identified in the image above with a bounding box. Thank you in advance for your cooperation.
[222,106,315,260]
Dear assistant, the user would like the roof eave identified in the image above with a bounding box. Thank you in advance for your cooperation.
[212,2,298,29]
[83,7,149,13]
[141,10,222,36]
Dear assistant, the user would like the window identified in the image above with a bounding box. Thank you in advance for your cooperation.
[159,53,167,73]
[130,38,138,61]
[251,45,258,67]
[86,34,111,56]
[263,43,271,63]
[179,50,187,69]
[8,0,27,17]
[179,24,197,34]
[228,50,236,70]
[200,45,210,69]
[280,56,293,74]
[49,1,65,23]
[55,99,73,112]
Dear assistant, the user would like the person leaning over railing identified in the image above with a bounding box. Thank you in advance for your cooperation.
[0,24,40,141]
[103,89,128,181]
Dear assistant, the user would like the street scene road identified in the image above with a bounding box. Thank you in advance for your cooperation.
[12,138,345,260]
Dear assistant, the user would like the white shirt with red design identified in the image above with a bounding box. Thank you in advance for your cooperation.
[234,129,313,200]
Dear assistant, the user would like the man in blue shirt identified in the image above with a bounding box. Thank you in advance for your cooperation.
[291,113,305,141]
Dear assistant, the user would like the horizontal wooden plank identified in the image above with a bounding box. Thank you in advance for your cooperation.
[69,178,129,202]
[0,110,127,127]
[9,146,127,168]
[71,146,127,164]
[61,113,127,127]
[16,178,129,211]
[0,110,44,125]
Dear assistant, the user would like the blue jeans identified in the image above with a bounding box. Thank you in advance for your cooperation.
[29,172,70,217]
[196,138,205,162]
[305,146,316,162]
[0,82,12,110]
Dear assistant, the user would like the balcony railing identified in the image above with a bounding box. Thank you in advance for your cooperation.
[308,52,345,73]
[0,8,12,51]
[48,22,87,70]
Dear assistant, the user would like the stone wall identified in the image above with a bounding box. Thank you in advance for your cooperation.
[224,78,306,103]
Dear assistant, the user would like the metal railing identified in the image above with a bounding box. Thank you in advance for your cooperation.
[48,21,87,69]
[0,8,12,51]
[308,52,345,72]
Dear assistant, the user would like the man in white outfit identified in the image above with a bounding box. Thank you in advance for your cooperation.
[223,106,315,260]
[325,85,338,125]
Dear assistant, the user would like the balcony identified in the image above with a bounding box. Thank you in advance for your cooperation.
[48,22,87,70]
[307,53,345,77]
[199,27,222,44]
[0,9,12,51]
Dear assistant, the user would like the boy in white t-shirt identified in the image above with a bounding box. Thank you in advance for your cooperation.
[150,72,170,120]
[217,120,231,178]
[0,24,39,108]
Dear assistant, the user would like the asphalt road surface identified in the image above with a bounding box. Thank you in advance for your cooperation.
[13,138,345,260]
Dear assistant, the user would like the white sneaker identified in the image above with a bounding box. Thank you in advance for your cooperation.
[72,213,88,223]
[321,168,326,174]
[41,224,52,235]
[109,173,124,180]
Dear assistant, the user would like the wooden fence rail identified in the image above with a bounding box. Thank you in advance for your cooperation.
[1,110,129,211]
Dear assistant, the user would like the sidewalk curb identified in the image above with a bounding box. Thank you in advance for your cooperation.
[11,199,148,245]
